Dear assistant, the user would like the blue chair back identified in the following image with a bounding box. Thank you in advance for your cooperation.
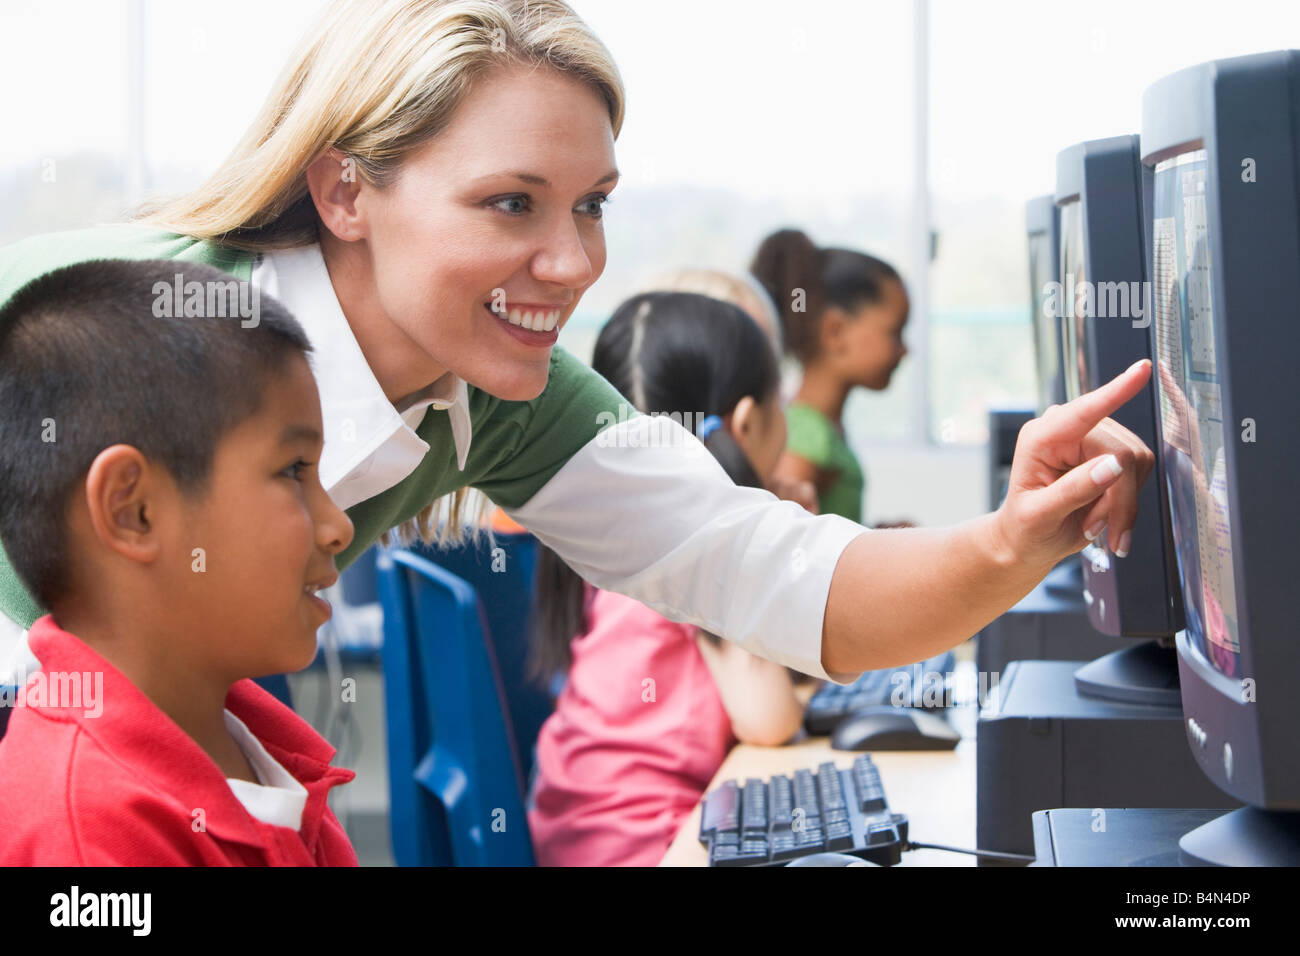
[253,673,294,710]
[377,547,534,866]
[416,531,551,784]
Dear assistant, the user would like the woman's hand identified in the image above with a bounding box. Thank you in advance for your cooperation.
[821,359,1157,677]
[993,359,1156,568]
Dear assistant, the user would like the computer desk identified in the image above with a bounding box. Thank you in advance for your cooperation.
[659,705,978,867]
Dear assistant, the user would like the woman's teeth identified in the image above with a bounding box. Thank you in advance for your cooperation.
[493,306,560,333]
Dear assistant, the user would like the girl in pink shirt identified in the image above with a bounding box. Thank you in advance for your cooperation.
[527,290,819,867]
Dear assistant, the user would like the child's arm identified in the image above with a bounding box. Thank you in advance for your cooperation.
[774,451,832,501]
[695,632,805,746]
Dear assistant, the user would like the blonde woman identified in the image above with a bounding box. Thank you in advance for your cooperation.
[0,0,1152,708]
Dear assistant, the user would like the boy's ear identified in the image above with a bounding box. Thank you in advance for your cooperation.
[81,445,163,564]
[306,148,367,242]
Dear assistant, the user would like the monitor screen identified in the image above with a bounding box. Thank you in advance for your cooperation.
[1151,148,1241,679]
[1029,229,1060,412]
[1058,199,1088,402]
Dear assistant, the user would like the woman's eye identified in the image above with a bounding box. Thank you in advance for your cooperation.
[577,194,610,218]
[281,459,309,481]
[490,195,532,215]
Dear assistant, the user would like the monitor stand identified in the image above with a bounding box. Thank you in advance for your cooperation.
[1072,640,1181,708]
[1042,557,1083,599]
[1179,807,1300,867]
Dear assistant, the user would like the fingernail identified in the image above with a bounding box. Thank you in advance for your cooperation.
[1090,455,1123,485]
[1128,359,1150,373]
[1084,521,1107,542]
[1115,530,1131,558]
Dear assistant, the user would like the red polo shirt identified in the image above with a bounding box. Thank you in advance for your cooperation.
[0,615,358,866]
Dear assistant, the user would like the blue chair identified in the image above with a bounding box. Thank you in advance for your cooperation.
[377,547,534,866]
[253,673,293,710]
[415,531,552,784]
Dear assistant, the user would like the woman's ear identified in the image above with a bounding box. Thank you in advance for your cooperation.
[305,148,367,242]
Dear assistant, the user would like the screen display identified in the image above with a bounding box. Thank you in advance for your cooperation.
[1151,148,1241,678]
[1029,230,1061,412]
[1059,199,1090,401]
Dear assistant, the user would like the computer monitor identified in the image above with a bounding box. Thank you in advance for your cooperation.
[1142,50,1300,865]
[1053,137,1185,702]
[1026,195,1066,413]
[1023,195,1089,599]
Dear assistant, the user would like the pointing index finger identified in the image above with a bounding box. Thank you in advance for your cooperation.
[1046,359,1152,442]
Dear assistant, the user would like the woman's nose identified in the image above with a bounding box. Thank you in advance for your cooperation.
[531,219,596,288]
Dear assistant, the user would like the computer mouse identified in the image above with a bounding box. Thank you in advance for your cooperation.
[784,852,880,867]
[830,705,961,752]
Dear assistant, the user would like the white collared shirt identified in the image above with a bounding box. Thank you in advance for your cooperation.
[223,708,309,831]
[252,244,473,511]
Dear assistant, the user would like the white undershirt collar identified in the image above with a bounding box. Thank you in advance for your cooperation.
[252,244,473,511]
[222,708,309,831]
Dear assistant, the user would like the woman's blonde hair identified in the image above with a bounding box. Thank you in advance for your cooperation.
[142,0,625,549]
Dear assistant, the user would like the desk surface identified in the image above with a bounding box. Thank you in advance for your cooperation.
[660,707,977,867]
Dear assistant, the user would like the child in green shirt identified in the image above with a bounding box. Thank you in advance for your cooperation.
[752,229,911,526]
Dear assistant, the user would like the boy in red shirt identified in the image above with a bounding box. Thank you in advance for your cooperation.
[0,260,359,865]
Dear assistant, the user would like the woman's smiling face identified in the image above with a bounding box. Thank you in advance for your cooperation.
[355,62,619,401]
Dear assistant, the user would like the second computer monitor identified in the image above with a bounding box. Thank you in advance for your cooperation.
[1026,195,1066,413]
[1054,135,1184,640]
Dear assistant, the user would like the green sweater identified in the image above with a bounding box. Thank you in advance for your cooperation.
[0,224,637,630]
[784,401,865,523]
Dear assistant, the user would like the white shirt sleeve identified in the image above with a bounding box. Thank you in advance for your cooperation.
[505,414,867,682]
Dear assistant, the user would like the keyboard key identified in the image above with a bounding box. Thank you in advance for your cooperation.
[825,820,854,851]
[865,821,897,846]
[700,780,740,839]
[795,826,825,850]
[742,778,768,830]
[859,786,887,814]
[817,763,847,810]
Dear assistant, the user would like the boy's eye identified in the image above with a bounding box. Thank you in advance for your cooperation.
[281,459,310,481]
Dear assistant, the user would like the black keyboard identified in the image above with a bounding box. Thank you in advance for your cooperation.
[804,650,957,736]
[697,755,908,867]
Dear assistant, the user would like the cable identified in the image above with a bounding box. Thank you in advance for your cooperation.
[903,839,1035,864]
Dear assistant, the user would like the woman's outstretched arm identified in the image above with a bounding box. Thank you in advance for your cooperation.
[478,347,1154,682]
[821,360,1155,675]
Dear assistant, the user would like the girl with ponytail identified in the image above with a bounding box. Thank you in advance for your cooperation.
[527,291,815,867]
[751,229,911,525]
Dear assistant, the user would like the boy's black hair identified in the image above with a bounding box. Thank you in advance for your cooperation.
[0,258,312,612]
[528,291,783,683]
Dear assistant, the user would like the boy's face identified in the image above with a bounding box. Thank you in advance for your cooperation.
[174,354,354,680]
